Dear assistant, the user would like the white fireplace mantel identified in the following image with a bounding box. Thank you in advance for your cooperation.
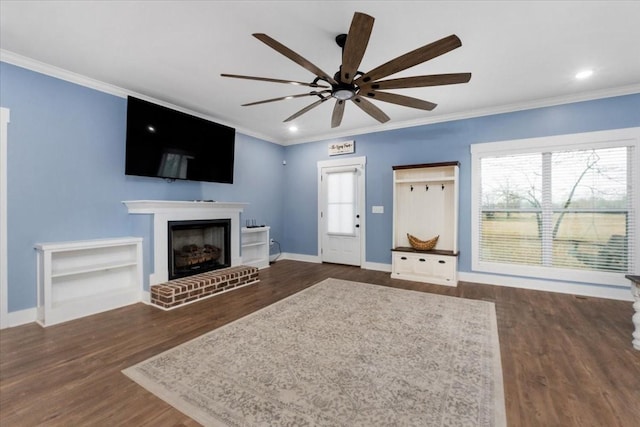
[123,200,248,286]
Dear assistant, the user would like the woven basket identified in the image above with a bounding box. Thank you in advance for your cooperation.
[407,233,439,251]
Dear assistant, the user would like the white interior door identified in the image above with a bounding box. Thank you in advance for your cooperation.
[318,157,365,266]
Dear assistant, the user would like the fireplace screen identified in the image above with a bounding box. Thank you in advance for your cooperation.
[168,219,231,279]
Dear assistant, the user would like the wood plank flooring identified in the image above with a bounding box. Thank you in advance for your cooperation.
[1,260,639,426]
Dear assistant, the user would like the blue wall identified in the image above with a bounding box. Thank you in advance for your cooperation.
[2,60,639,314]
[1,62,285,312]
[282,94,640,272]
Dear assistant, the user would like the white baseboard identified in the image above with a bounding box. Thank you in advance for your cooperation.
[277,256,633,302]
[363,262,392,272]
[458,271,633,302]
[279,255,391,272]
[2,295,151,329]
[279,252,322,263]
[278,254,392,273]
[5,265,628,330]
[5,307,37,328]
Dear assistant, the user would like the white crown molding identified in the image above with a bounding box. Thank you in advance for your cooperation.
[0,49,280,145]
[283,84,640,145]
[2,49,639,147]
[1,49,129,97]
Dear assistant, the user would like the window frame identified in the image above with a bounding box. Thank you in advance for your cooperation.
[470,127,640,287]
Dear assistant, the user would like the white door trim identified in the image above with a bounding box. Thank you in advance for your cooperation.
[317,156,366,267]
[1,107,10,329]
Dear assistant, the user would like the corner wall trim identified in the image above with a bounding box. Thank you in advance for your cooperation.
[0,107,10,329]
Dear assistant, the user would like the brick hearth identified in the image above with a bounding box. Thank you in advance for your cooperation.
[150,265,259,310]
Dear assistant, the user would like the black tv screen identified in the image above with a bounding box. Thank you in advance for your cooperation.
[125,96,235,183]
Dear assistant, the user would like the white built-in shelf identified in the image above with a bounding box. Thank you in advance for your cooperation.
[51,261,139,278]
[35,237,143,326]
[242,242,265,248]
[241,227,270,269]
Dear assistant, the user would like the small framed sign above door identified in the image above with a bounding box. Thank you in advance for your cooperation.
[328,140,355,156]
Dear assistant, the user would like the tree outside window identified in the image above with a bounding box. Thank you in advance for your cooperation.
[479,146,630,273]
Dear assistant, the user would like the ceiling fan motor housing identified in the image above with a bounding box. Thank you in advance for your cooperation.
[332,86,356,100]
[332,70,357,100]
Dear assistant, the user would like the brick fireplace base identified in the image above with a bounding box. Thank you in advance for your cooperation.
[150,265,259,310]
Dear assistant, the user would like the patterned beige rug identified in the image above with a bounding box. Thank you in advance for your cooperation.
[123,278,506,426]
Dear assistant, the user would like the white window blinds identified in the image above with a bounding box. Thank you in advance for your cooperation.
[479,146,633,272]
[471,128,639,285]
[326,170,356,235]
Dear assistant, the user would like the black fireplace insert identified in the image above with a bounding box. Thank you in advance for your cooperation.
[168,219,231,280]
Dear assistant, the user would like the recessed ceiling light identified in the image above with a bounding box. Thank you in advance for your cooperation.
[289,125,298,132]
[575,69,594,80]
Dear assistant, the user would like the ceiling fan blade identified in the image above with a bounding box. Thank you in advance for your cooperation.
[242,91,331,106]
[253,33,337,85]
[360,90,437,111]
[360,73,471,90]
[351,96,390,123]
[221,73,329,88]
[355,34,462,85]
[283,97,330,122]
[341,12,375,84]
[331,100,346,128]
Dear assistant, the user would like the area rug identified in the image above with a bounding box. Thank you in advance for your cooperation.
[123,278,506,426]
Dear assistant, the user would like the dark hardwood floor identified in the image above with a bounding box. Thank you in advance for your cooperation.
[1,260,639,426]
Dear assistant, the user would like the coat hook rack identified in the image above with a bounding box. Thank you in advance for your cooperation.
[410,185,414,192]
[426,185,429,191]
[441,184,445,190]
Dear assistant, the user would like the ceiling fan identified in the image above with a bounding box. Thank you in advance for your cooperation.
[221,12,471,128]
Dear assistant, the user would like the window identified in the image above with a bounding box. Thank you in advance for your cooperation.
[471,128,639,286]
[326,170,356,235]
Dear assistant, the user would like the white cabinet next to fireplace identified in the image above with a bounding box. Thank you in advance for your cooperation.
[35,237,143,326]
[241,227,270,269]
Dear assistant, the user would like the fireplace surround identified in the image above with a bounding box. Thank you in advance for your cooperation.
[123,200,247,291]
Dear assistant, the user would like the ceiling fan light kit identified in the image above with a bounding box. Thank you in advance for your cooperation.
[222,12,471,129]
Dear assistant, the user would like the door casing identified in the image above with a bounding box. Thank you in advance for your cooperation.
[317,156,366,267]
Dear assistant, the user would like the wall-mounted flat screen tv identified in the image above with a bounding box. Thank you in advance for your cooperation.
[125,96,235,183]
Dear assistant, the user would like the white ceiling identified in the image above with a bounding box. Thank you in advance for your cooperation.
[1,1,639,145]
